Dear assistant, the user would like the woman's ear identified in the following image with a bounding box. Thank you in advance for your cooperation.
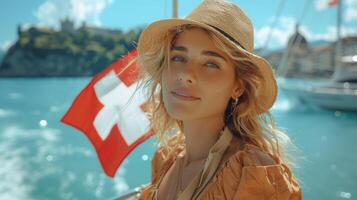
[231,79,244,98]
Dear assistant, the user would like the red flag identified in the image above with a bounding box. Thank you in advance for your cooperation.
[61,49,154,177]
[328,0,338,6]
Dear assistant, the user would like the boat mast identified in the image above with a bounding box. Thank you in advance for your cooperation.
[334,0,343,73]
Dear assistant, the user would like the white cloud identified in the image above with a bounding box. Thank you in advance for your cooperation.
[346,9,357,21]
[1,40,13,51]
[314,0,330,11]
[34,0,114,29]
[314,0,357,22]
[346,0,357,21]
[255,16,357,49]
[301,25,357,41]
[255,16,296,49]
[20,23,32,31]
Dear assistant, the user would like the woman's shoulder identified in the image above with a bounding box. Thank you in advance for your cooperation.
[197,141,302,200]
[228,142,279,167]
[219,140,299,184]
[218,136,279,169]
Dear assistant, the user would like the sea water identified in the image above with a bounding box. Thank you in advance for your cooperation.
[0,77,356,200]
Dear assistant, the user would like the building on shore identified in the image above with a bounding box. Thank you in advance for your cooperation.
[263,24,357,78]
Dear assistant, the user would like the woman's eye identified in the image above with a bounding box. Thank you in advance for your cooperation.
[171,56,185,62]
[206,62,220,69]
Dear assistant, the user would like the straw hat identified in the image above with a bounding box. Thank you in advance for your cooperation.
[137,0,277,114]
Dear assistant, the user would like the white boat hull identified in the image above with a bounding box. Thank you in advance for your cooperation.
[280,79,357,111]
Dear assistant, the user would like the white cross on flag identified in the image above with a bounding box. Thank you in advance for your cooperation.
[61,49,154,177]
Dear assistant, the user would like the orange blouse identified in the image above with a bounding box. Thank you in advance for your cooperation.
[138,135,302,200]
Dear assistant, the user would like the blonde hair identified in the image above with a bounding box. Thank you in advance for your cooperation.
[135,24,299,168]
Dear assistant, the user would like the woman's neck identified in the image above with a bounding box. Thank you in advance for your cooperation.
[182,115,225,167]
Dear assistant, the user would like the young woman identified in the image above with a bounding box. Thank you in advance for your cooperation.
[135,0,301,199]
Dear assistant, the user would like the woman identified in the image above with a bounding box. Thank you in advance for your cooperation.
[135,0,301,199]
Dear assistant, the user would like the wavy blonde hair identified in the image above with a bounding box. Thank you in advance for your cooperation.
[135,24,299,168]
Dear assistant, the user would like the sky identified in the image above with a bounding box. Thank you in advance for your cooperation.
[0,0,356,52]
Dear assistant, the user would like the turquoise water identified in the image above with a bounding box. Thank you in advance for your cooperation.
[0,78,356,200]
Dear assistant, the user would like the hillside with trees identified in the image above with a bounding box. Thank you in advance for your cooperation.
[0,18,142,77]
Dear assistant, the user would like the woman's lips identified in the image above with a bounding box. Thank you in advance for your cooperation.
[171,91,200,101]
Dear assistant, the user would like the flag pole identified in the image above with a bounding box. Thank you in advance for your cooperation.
[173,0,178,18]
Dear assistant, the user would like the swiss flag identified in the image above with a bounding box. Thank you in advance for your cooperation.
[328,0,338,6]
[61,49,154,177]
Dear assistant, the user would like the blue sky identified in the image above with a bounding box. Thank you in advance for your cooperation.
[0,0,356,51]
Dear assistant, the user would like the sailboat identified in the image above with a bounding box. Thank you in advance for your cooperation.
[279,0,357,111]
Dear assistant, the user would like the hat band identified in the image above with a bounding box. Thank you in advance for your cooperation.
[206,24,246,51]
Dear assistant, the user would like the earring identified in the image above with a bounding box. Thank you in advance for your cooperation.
[232,97,239,108]
[228,97,239,118]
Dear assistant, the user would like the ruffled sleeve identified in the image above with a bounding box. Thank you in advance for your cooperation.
[197,144,302,200]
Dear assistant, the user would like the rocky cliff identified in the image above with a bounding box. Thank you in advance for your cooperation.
[0,25,142,77]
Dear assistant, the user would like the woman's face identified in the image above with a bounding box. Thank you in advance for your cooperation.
[161,28,243,121]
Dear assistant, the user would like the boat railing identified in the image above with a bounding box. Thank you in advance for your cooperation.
[109,184,149,200]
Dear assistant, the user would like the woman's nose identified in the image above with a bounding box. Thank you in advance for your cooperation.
[177,63,196,84]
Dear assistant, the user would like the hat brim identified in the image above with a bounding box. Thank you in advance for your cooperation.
[137,18,277,114]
